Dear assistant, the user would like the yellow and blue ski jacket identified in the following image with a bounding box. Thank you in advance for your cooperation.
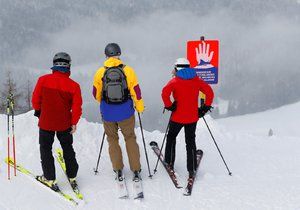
[93,57,144,122]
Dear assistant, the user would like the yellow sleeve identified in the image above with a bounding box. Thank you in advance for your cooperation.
[124,66,145,113]
[93,67,105,103]
[200,91,206,105]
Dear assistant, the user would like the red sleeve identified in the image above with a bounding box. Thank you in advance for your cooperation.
[31,77,43,110]
[198,79,214,106]
[71,84,83,125]
[161,79,175,107]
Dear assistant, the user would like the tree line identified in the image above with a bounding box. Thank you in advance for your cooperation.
[0,71,33,114]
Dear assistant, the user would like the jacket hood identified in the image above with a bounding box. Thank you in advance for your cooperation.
[176,68,197,80]
[104,57,123,67]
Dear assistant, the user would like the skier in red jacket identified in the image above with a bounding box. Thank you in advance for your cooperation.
[32,52,82,191]
[161,58,214,178]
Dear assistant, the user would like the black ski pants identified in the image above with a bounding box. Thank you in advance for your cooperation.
[39,128,78,180]
[164,121,197,172]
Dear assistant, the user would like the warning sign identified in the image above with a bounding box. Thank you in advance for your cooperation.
[187,40,219,84]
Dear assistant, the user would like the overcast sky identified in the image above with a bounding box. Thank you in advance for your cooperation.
[1,0,300,130]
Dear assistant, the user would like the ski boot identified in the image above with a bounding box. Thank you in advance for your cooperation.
[69,178,79,191]
[188,170,195,179]
[133,170,142,182]
[36,175,59,192]
[114,170,123,181]
[187,170,196,186]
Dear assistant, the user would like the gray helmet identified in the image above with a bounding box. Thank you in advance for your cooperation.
[53,52,71,68]
[105,43,121,57]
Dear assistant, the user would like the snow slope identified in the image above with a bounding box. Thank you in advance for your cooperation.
[0,102,300,210]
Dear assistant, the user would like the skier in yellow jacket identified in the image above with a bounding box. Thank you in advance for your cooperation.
[93,43,144,180]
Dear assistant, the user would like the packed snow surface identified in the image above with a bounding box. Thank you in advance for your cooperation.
[0,102,300,210]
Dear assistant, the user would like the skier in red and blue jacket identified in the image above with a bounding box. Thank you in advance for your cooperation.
[161,58,214,178]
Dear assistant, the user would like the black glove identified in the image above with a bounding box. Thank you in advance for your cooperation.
[165,101,177,112]
[198,105,212,118]
[34,110,41,118]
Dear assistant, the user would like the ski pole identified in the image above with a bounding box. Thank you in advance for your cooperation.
[137,113,152,178]
[6,97,10,180]
[202,116,232,176]
[11,96,16,176]
[94,132,106,175]
[153,112,172,174]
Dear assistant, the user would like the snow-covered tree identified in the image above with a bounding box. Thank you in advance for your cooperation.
[0,71,23,114]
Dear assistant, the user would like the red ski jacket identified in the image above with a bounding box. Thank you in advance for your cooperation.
[32,71,82,131]
[162,68,214,124]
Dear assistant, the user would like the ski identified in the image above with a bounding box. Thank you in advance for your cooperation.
[133,182,144,200]
[149,141,183,189]
[116,175,129,199]
[132,174,144,200]
[183,149,204,196]
[55,148,84,200]
[4,157,78,205]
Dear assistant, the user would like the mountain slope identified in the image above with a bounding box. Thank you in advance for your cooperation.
[0,102,300,209]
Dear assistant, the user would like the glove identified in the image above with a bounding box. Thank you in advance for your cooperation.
[135,105,145,114]
[135,101,145,113]
[198,105,212,118]
[34,110,41,118]
[70,125,77,134]
[165,101,177,112]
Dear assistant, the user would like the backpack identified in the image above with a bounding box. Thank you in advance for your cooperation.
[102,64,130,104]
